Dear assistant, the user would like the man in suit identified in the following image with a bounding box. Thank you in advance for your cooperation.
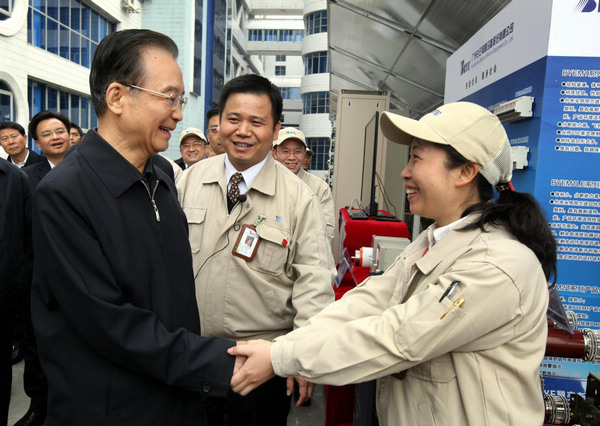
[0,122,45,168]
[0,159,31,426]
[174,127,208,169]
[23,111,71,193]
[30,29,237,424]
[15,110,70,426]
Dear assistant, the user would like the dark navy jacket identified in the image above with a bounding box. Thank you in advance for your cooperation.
[31,130,235,425]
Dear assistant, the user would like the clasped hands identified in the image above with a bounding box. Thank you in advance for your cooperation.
[228,339,315,406]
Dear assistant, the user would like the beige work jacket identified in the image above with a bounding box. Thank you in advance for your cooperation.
[271,216,548,425]
[296,167,335,243]
[177,154,335,341]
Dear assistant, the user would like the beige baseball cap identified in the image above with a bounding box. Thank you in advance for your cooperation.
[273,127,307,148]
[379,102,512,186]
[179,128,207,145]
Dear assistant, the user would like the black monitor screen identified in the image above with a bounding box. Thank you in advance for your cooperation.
[360,111,379,217]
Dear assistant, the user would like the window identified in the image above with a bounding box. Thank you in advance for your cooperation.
[0,0,14,21]
[279,29,293,41]
[280,87,301,100]
[303,92,329,114]
[0,81,15,121]
[28,79,96,133]
[249,29,262,41]
[275,66,286,76]
[294,30,304,41]
[275,55,286,62]
[28,0,116,68]
[193,0,203,94]
[305,10,327,36]
[306,137,330,171]
[264,29,277,41]
[304,51,328,75]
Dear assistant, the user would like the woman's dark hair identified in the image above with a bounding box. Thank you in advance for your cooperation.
[218,74,282,128]
[440,144,557,283]
[89,29,178,117]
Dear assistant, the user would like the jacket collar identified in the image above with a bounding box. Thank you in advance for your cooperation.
[415,214,487,275]
[76,129,170,198]
[203,154,278,197]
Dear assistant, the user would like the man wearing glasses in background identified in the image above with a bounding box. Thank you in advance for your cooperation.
[175,128,208,169]
[29,29,237,424]
[16,110,71,426]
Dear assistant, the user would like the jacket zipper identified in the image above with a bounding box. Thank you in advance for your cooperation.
[141,179,160,222]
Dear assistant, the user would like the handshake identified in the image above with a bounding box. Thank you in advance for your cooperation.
[228,339,315,406]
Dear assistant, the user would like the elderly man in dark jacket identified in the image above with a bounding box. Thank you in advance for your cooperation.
[31,29,238,425]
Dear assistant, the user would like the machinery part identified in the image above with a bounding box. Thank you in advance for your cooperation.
[544,393,571,424]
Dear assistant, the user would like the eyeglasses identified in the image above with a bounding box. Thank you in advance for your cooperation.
[181,142,206,150]
[277,148,305,157]
[207,126,219,134]
[39,127,68,138]
[123,83,187,112]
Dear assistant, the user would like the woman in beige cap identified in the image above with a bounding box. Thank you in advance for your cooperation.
[229,102,556,426]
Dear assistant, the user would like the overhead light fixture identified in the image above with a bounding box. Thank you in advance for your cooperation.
[493,96,534,123]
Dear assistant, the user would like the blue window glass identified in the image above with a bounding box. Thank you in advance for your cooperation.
[47,86,57,110]
[306,137,330,171]
[32,0,45,13]
[81,38,89,67]
[80,97,88,128]
[31,10,43,47]
[71,94,79,123]
[0,82,14,121]
[70,0,80,31]
[46,0,57,20]
[59,0,68,25]
[70,32,80,63]
[28,79,95,133]
[28,0,112,68]
[265,29,277,41]
[306,10,327,36]
[99,15,106,40]
[90,10,98,41]
[59,23,69,58]
[1,0,14,21]
[47,18,58,54]
[81,7,88,37]
[59,90,69,115]
[304,51,328,75]
[303,92,329,114]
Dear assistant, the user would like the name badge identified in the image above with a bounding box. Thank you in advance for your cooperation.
[232,224,261,261]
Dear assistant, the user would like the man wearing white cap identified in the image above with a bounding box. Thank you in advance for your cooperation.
[272,127,335,243]
[229,102,556,426]
[175,127,208,169]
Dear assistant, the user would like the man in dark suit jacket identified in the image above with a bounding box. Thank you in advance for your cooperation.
[0,159,31,425]
[0,121,45,168]
[30,29,238,425]
[16,111,71,426]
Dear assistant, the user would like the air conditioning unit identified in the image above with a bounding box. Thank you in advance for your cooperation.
[493,96,534,123]
[120,0,138,13]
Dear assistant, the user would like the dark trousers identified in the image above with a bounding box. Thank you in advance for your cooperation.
[206,376,291,426]
[0,300,15,425]
[22,287,47,413]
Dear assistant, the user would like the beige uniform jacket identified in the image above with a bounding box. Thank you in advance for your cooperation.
[271,215,548,426]
[177,154,335,341]
[296,167,335,243]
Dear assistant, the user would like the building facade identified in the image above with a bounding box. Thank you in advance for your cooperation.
[1,0,331,173]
